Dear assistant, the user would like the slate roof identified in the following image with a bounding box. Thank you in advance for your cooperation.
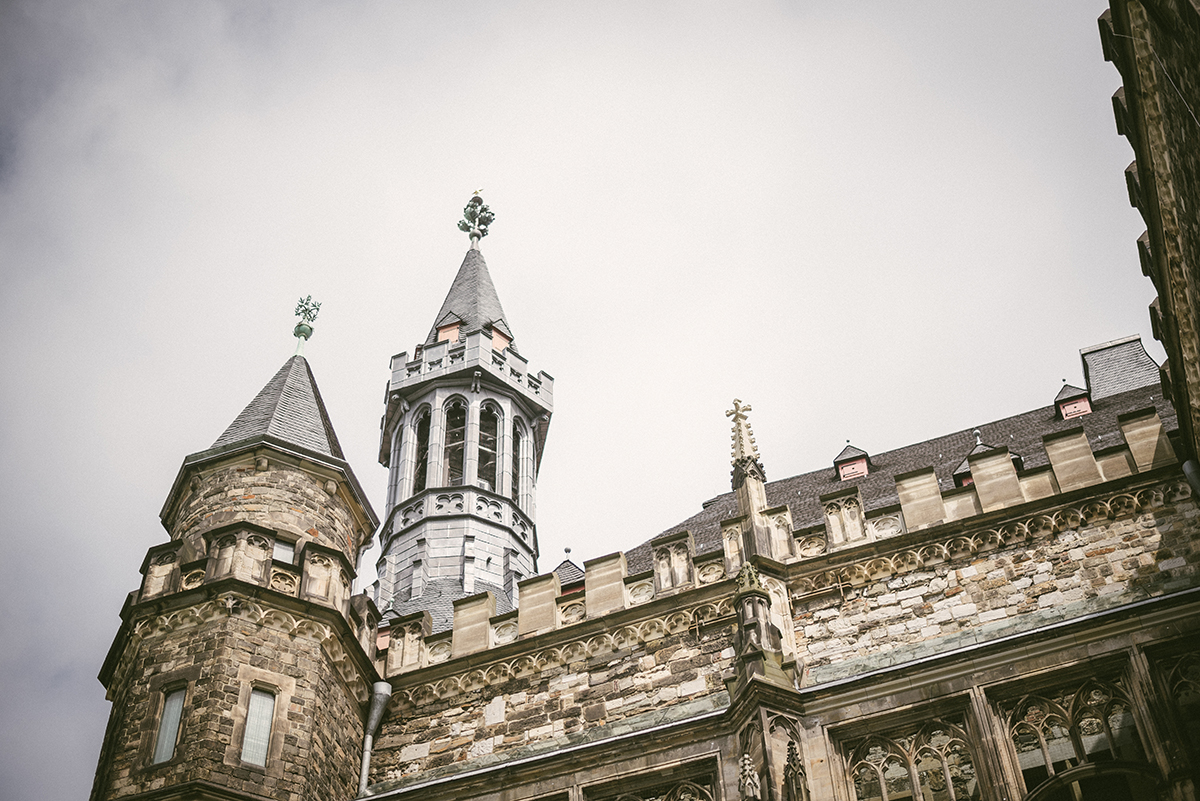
[212,354,348,460]
[424,248,514,350]
[211,356,345,459]
[1054,383,1089,403]
[624,379,1176,576]
[834,444,868,463]
[385,578,515,633]
[553,559,585,585]
[1082,336,1160,399]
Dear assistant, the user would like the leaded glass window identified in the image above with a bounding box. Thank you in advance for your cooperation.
[478,405,499,491]
[241,688,275,767]
[413,410,430,492]
[151,688,185,764]
[443,400,466,486]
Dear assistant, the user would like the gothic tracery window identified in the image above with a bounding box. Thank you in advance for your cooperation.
[846,720,980,801]
[1161,651,1200,763]
[1002,677,1146,796]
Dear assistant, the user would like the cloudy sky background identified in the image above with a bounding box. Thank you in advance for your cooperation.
[0,2,1156,798]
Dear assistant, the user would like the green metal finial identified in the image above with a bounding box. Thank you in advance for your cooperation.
[457,192,495,246]
[293,295,320,354]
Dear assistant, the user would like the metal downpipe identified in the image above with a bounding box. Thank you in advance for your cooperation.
[358,681,394,797]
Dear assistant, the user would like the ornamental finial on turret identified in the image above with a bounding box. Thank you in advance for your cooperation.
[457,189,495,249]
[728,398,767,490]
[727,399,760,465]
[293,295,320,355]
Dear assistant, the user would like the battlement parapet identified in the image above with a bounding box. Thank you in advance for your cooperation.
[389,331,554,411]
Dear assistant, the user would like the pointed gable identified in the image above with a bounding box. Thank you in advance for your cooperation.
[212,355,345,459]
[424,248,513,348]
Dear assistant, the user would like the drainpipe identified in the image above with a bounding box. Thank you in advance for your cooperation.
[358,681,394,797]
[1183,460,1200,499]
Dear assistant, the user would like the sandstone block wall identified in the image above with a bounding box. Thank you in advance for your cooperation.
[792,476,1200,683]
[165,455,366,564]
[93,605,365,801]
[370,626,734,791]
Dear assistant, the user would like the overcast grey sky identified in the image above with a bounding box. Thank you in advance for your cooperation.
[0,2,1155,798]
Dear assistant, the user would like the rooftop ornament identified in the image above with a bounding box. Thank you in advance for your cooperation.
[727,398,767,489]
[457,190,495,249]
[294,295,321,356]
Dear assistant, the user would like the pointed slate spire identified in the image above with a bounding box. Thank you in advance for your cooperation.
[212,356,345,459]
[424,247,513,348]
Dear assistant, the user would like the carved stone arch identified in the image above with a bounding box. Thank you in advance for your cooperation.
[666,781,714,801]
[1022,762,1161,801]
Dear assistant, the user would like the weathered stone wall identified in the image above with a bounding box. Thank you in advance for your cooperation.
[92,596,366,801]
[370,625,735,791]
[166,454,365,564]
[1105,0,1200,455]
[792,475,1200,683]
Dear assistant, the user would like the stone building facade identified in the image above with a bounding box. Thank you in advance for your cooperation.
[90,11,1200,801]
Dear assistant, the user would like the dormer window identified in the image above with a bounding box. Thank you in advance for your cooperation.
[437,323,461,344]
[833,443,870,481]
[1055,384,1092,420]
[492,328,511,352]
[838,458,868,480]
[1059,397,1091,419]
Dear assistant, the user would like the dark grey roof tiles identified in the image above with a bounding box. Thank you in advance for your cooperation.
[834,444,868,463]
[1082,337,1160,399]
[553,559,584,585]
[1054,383,1089,403]
[212,356,345,459]
[384,578,514,633]
[624,381,1176,576]
[424,248,514,349]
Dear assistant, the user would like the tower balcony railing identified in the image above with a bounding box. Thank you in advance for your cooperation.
[388,483,536,552]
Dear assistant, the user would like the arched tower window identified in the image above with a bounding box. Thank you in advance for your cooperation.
[511,420,523,502]
[478,404,500,492]
[444,399,467,486]
[412,409,431,493]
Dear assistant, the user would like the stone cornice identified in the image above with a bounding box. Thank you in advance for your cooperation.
[387,577,739,709]
[99,577,380,707]
[784,470,1188,596]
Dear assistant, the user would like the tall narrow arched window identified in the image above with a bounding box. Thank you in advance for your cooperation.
[512,419,525,503]
[444,399,467,486]
[413,410,430,492]
[478,405,499,492]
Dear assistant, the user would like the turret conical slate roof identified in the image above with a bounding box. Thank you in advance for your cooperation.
[212,355,345,459]
[424,248,513,348]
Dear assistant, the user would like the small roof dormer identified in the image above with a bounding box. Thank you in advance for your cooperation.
[1054,383,1092,420]
[834,443,870,481]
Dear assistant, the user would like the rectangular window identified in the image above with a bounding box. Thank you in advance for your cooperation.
[152,688,186,764]
[241,688,275,766]
[272,540,295,563]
